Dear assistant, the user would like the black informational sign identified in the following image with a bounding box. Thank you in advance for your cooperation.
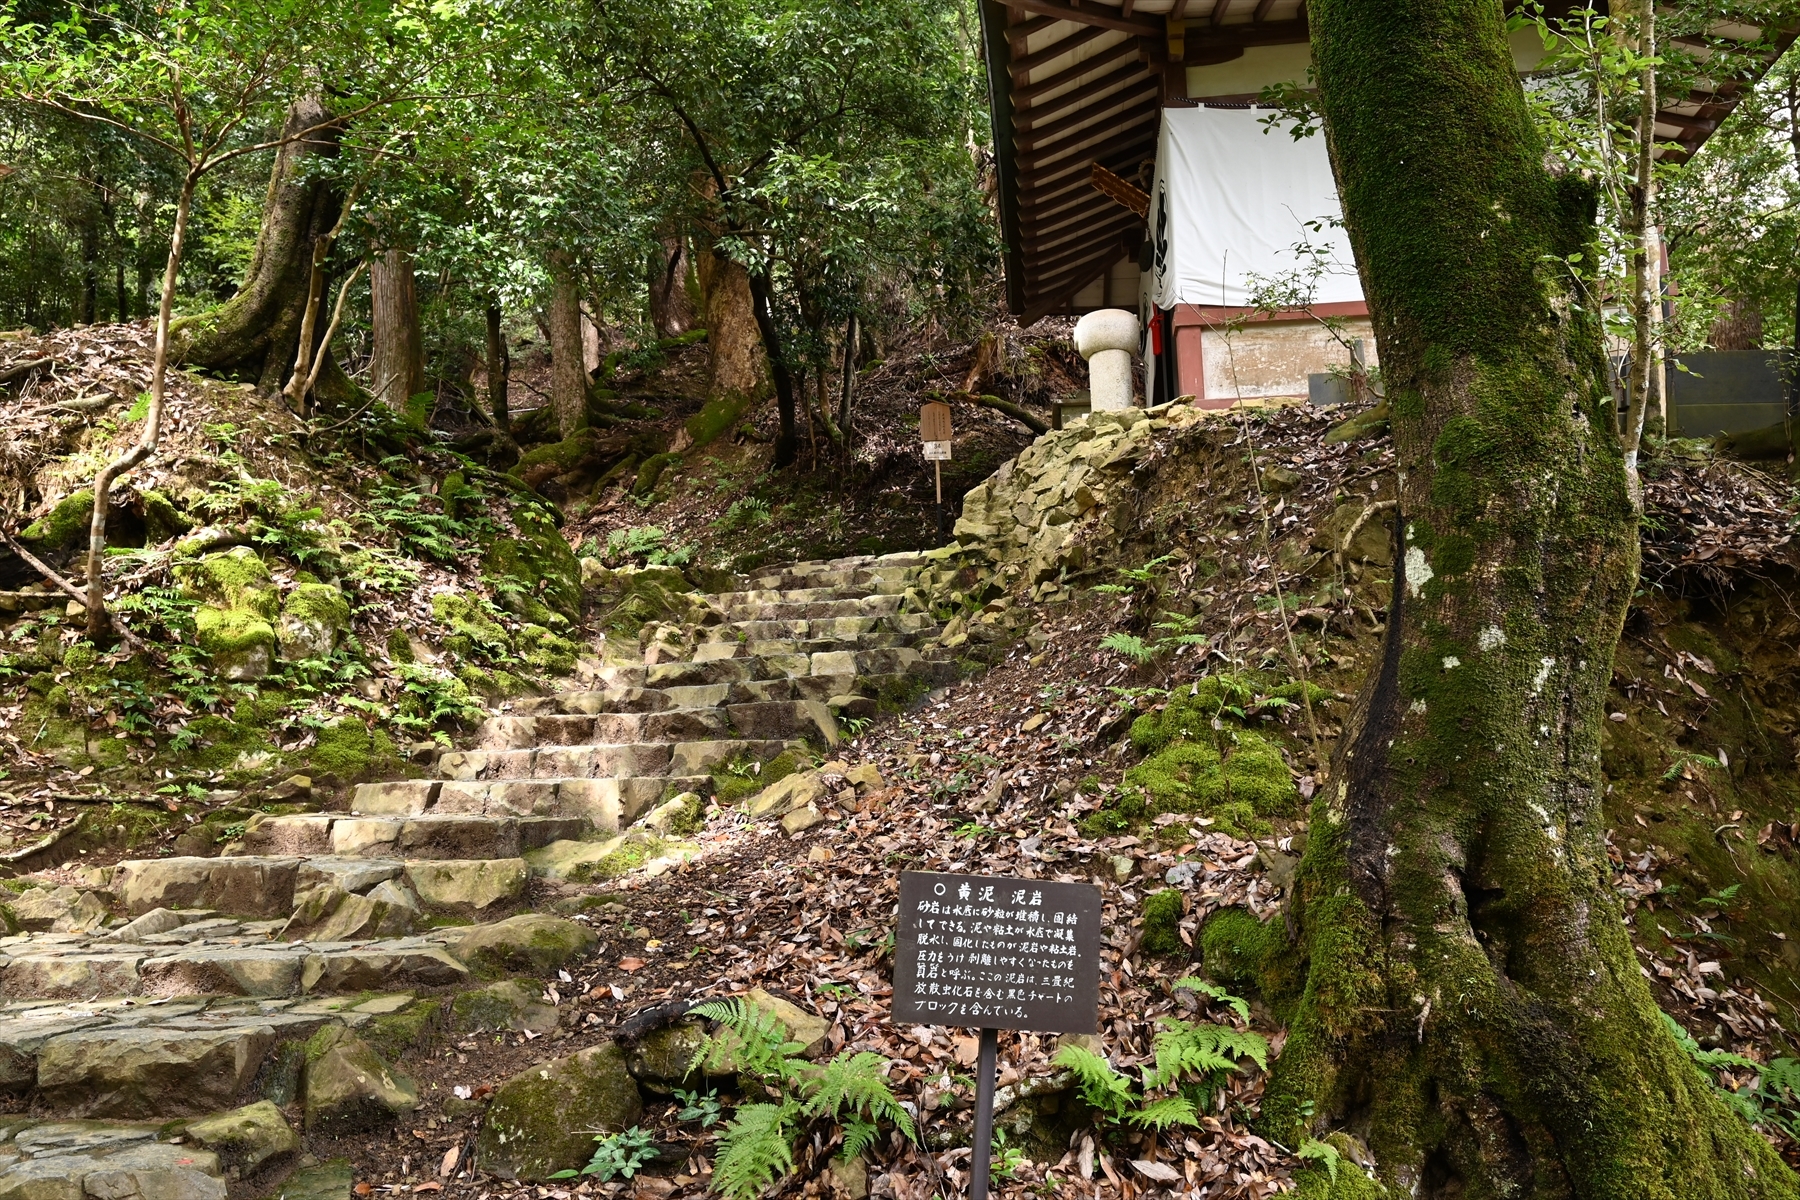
[892,870,1102,1034]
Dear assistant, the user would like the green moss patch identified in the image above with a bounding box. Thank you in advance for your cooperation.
[482,508,583,623]
[1140,889,1186,958]
[21,490,94,550]
[309,723,402,783]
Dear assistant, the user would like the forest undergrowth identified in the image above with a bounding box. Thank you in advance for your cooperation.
[4,321,1800,1196]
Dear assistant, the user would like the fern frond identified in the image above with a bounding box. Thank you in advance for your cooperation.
[711,1101,798,1200]
[1141,1019,1270,1091]
[687,998,804,1086]
[1099,632,1154,664]
[1130,1096,1200,1131]
[1171,977,1251,1022]
[802,1051,916,1142]
[1294,1137,1339,1182]
[1051,1044,1136,1120]
[839,1116,882,1163]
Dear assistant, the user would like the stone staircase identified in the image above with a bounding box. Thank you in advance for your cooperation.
[0,552,949,1195]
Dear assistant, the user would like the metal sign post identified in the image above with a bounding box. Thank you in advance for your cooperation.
[893,870,1102,1200]
[920,402,953,539]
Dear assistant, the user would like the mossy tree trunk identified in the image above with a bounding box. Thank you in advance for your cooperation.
[1257,3,1800,1194]
[167,95,354,403]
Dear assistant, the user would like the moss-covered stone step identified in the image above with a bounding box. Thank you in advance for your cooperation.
[354,775,701,830]
[473,707,730,750]
[732,551,925,593]
[697,611,936,643]
[708,586,912,614]
[445,737,800,782]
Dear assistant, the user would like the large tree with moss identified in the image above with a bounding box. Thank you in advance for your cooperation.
[1235,1,1800,1192]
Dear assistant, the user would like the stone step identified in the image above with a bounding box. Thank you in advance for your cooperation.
[697,612,936,643]
[0,932,469,1005]
[444,738,800,782]
[219,813,587,860]
[110,856,533,925]
[708,585,911,610]
[708,592,908,619]
[473,707,730,750]
[473,700,835,751]
[354,776,703,827]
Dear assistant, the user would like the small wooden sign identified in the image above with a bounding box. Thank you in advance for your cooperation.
[892,870,1102,1034]
[919,401,953,444]
[922,440,952,461]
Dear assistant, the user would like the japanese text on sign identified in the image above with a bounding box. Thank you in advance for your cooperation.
[892,871,1101,1033]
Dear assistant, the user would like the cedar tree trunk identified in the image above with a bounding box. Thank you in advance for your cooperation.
[648,235,694,338]
[697,246,766,401]
[369,247,426,410]
[168,95,354,402]
[547,248,586,437]
[1251,2,1800,1194]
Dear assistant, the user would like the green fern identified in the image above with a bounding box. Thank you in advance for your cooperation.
[1172,977,1251,1022]
[1129,1096,1200,1131]
[840,1115,882,1163]
[1295,1137,1340,1182]
[688,998,805,1087]
[1052,1044,1136,1121]
[802,1051,916,1145]
[710,1100,799,1200]
[1100,632,1154,665]
[1141,1018,1269,1092]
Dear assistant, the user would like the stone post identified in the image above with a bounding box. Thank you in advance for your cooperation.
[1073,309,1141,411]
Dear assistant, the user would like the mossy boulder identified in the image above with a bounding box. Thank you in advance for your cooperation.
[309,722,402,784]
[1140,889,1186,958]
[361,998,445,1062]
[432,593,511,660]
[178,547,279,681]
[1200,908,1274,989]
[183,1099,299,1175]
[523,834,664,884]
[278,580,351,661]
[517,623,579,675]
[450,913,597,977]
[451,979,559,1035]
[1123,729,1297,838]
[588,565,701,638]
[475,1041,643,1181]
[301,1026,418,1132]
[20,489,94,550]
[482,509,582,623]
[624,1021,708,1091]
[139,489,193,544]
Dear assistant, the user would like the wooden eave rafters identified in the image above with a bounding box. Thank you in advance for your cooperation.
[983,0,1800,317]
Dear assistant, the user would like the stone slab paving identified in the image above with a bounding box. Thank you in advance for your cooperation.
[0,551,946,1194]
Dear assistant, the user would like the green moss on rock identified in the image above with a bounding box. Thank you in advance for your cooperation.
[1201,908,1274,989]
[1141,889,1186,958]
[310,723,401,783]
[475,1041,644,1181]
[21,490,94,550]
[517,623,579,675]
[482,509,582,623]
[685,390,759,449]
[432,593,511,660]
